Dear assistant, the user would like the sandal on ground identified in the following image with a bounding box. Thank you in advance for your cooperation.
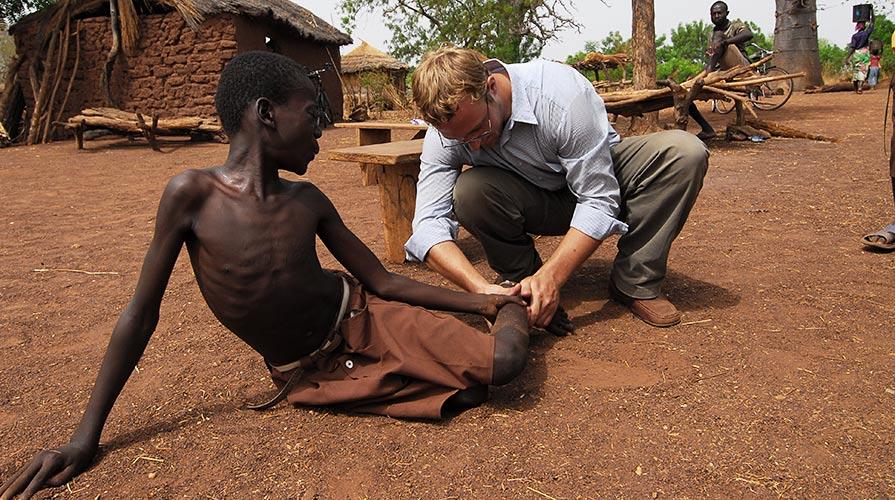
[861,223,895,251]
[696,130,717,141]
[609,280,682,328]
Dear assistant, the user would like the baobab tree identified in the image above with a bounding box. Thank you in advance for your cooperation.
[773,0,823,90]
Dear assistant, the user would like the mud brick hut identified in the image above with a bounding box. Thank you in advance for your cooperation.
[0,0,352,144]
[340,41,409,112]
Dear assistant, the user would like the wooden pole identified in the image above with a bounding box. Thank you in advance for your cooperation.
[54,20,82,132]
[27,30,59,144]
[102,0,121,107]
[42,17,71,143]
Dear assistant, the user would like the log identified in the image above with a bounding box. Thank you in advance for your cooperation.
[726,124,771,141]
[718,71,805,89]
[745,118,838,142]
[657,77,704,130]
[804,82,854,94]
[63,106,224,149]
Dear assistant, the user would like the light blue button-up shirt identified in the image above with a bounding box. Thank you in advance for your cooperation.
[405,58,628,263]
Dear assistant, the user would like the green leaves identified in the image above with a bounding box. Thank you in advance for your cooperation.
[1,0,56,25]
[338,0,580,64]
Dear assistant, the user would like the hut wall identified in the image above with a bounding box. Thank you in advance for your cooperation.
[12,12,238,132]
[234,17,343,120]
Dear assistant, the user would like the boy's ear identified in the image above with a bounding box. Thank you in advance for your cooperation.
[255,97,276,129]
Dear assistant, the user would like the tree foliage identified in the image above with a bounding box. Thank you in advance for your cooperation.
[1,0,55,25]
[338,0,580,64]
[0,21,14,77]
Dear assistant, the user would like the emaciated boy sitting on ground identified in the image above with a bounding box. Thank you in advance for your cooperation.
[0,51,529,499]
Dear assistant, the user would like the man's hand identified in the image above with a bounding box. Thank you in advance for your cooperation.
[0,442,95,499]
[519,271,560,329]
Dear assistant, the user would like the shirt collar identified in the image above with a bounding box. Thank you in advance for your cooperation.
[484,58,539,127]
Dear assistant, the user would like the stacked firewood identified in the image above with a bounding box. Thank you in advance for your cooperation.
[598,55,800,120]
[590,55,833,141]
[572,52,630,71]
[62,107,225,150]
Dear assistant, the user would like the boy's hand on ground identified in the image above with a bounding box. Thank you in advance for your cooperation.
[0,443,95,500]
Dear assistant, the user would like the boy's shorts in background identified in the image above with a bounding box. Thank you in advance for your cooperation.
[869,66,880,86]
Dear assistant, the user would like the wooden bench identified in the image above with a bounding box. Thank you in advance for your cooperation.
[333,122,427,186]
[328,139,424,263]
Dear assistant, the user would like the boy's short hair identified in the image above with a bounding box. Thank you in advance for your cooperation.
[411,46,488,126]
[215,51,313,135]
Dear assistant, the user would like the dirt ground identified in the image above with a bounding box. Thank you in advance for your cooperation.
[1,88,894,499]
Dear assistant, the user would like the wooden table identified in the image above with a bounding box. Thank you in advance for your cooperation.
[333,122,427,186]
[328,139,424,263]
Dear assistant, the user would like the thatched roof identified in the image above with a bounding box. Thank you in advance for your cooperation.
[341,41,408,74]
[11,0,352,46]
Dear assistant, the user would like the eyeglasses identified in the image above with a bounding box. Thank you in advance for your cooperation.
[438,101,492,148]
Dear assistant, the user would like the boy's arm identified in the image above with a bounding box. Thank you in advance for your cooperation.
[312,186,523,318]
[0,172,199,499]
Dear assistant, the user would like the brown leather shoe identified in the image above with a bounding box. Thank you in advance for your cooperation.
[609,281,682,328]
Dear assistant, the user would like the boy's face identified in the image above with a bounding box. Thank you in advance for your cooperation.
[268,87,322,175]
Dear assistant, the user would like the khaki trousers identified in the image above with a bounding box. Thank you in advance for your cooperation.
[452,129,709,299]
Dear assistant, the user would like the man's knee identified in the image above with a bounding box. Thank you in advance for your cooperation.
[654,130,709,180]
[453,168,510,228]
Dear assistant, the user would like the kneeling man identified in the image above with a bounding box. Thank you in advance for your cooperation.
[407,46,710,332]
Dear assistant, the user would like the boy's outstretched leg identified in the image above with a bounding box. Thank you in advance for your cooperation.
[444,304,529,412]
[490,303,530,386]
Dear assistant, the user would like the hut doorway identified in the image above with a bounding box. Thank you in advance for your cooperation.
[2,84,25,142]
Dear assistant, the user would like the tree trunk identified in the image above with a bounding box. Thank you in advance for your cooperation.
[630,0,660,133]
[773,0,823,90]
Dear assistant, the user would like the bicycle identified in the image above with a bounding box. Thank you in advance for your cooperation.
[712,43,794,114]
[308,63,335,128]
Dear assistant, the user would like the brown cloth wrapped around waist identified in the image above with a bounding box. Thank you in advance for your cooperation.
[246,275,350,411]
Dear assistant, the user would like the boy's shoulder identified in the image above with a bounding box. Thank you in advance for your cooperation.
[162,167,219,201]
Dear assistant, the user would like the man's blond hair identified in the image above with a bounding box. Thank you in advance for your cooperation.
[412,46,488,126]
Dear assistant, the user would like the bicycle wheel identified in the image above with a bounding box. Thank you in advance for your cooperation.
[750,67,793,111]
[713,97,735,114]
[316,87,335,127]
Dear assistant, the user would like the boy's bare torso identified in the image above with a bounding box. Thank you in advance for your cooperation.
[182,168,342,365]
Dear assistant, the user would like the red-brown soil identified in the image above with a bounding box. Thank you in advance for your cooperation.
[1,89,893,498]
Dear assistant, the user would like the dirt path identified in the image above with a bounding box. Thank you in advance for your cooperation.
[1,88,893,498]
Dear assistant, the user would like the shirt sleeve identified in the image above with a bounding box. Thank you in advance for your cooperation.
[729,20,747,38]
[404,127,464,262]
[554,88,628,241]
